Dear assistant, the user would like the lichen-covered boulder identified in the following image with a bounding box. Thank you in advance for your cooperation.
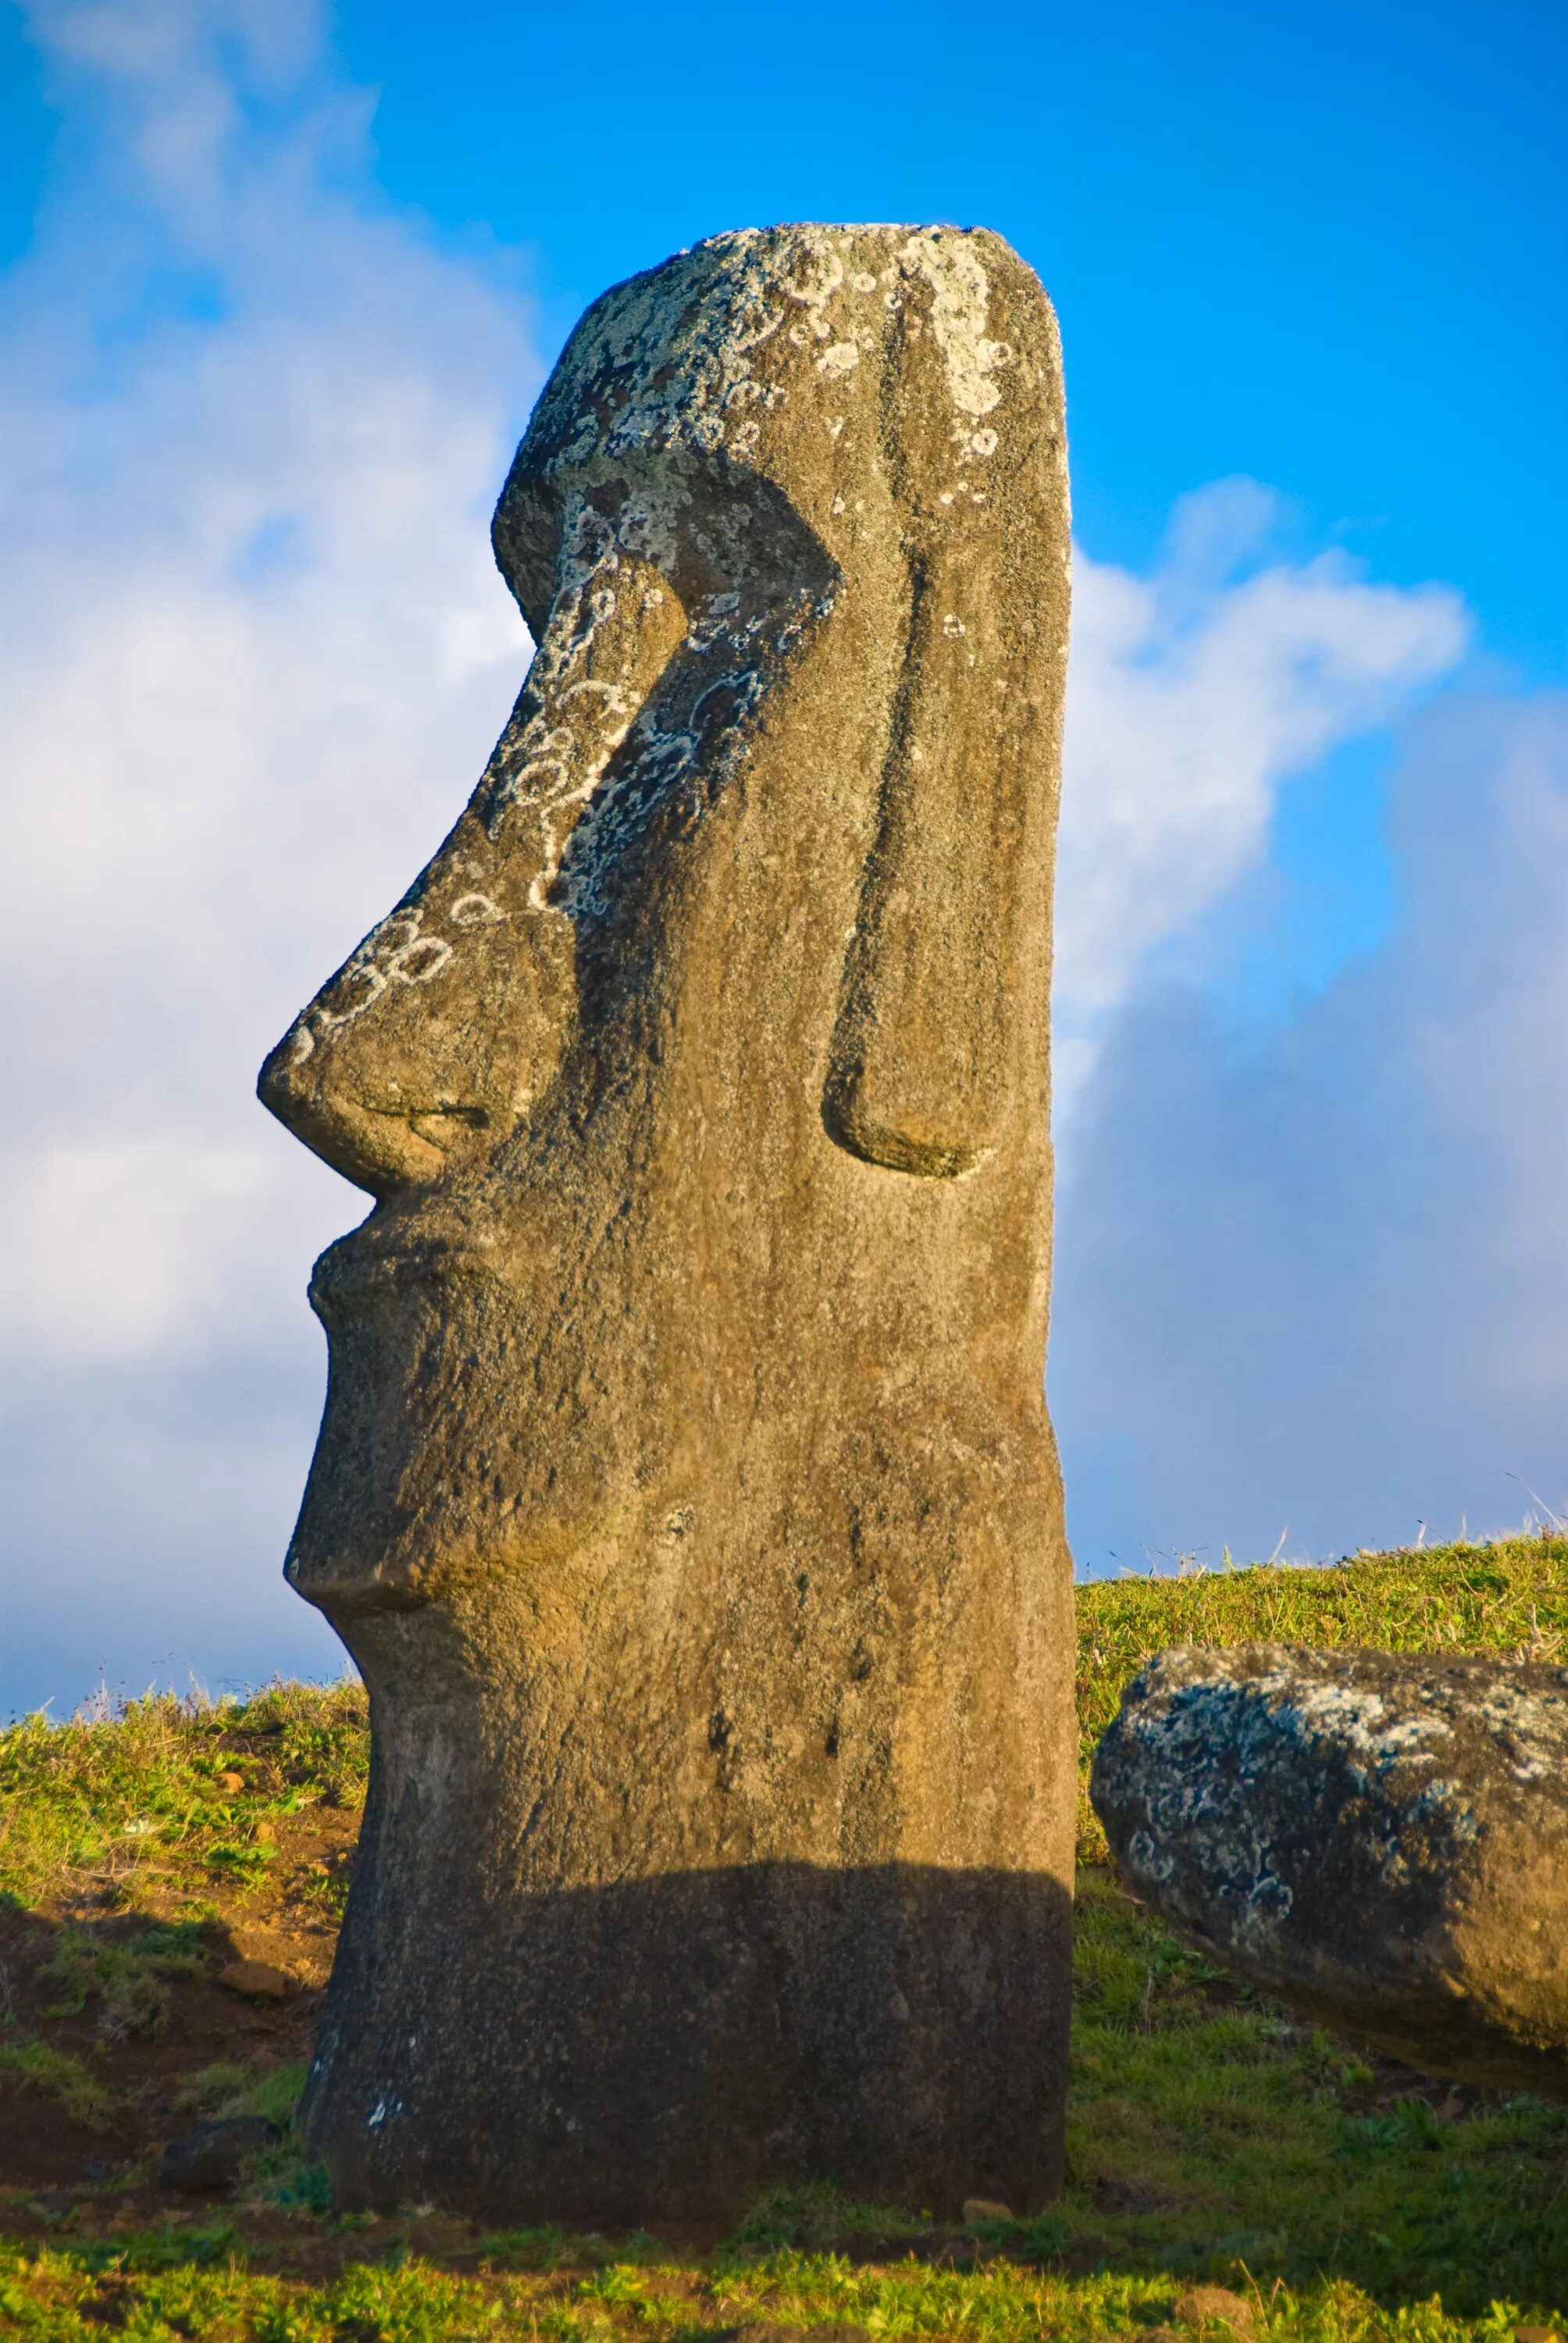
[1090,1644,1568,2095]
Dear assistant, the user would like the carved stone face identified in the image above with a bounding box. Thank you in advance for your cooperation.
[262,226,1076,2226]
[259,223,1069,1619]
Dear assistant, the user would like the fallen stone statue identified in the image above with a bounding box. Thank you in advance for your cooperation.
[1091,1644,1568,2095]
[258,224,1076,2220]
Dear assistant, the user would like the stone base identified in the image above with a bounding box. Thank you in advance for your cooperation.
[1091,1644,1568,2097]
[299,1860,1071,2224]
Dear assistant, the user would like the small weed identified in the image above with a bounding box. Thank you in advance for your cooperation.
[38,1918,208,2039]
[237,2056,308,2127]
[205,1839,278,1881]
[169,2056,306,2128]
[172,2059,251,2117]
[478,2224,617,2270]
[1392,2095,1448,2150]
[297,1862,353,1920]
[0,2036,119,2128]
[1015,2210,1069,2256]
[722,2181,935,2253]
[247,2153,334,2216]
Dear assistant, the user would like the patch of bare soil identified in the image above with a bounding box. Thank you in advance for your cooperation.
[0,1802,355,2213]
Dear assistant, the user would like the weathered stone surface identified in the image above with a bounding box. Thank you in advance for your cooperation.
[960,2195,1015,2226]
[1090,1645,1568,2095]
[1174,2288,1256,2339]
[218,1959,293,2000]
[162,2118,282,2194]
[260,223,1074,2222]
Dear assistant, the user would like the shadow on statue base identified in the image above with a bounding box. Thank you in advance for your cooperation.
[298,1860,1071,2226]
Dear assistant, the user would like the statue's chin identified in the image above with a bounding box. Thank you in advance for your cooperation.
[284,1537,435,1617]
[283,1483,618,1618]
[282,1272,649,1624]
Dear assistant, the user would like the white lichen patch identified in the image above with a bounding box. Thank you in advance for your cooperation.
[480,528,679,908]
[524,222,1024,481]
[280,899,460,1065]
[1474,1677,1568,1781]
[529,226,868,469]
[450,893,505,929]
[899,229,1012,418]
[1285,1674,1453,1768]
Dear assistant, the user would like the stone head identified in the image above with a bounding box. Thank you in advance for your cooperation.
[259,223,1069,1624]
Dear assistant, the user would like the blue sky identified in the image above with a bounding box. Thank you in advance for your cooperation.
[7,0,1563,665]
[341,0,1566,677]
[0,0,1563,1713]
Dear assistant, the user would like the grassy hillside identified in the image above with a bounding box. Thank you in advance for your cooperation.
[2,1533,1566,2339]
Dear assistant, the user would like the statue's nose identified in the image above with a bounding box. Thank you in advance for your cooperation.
[256,957,483,1199]
[258,544,690,1200]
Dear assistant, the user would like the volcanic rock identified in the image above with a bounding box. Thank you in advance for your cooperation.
[218,1959,293,1999]
[1090,1643,1568,2094]
[259,223,1077,2221]
[1174,2288,1256,2339]
[162,2117,282,2193]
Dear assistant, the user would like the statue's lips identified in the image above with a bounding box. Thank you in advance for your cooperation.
[310,1216,507,1318]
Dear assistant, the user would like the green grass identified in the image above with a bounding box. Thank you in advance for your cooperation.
[1,2233,1561,2342]
[1066,1865,1568,2301]
[37,1918,210,2038]
[0,1677,369,1914]
[2,1533,1566,2338]
[5,1535,1561,1910]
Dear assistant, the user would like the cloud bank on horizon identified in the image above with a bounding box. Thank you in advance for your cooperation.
[2,0,1562,1716]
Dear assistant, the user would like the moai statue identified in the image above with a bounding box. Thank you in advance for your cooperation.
[260,223,1074,2224]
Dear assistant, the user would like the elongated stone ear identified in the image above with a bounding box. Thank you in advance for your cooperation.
[821,558,1018,1179]
[821,231,1066,1179]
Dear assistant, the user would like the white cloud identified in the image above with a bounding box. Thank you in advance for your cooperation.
[1051,690,1568,1569]
[0,1,539,1708]
[0,1135,273,1367]
[1056,479,1467,1111]
[0,0,538,1319]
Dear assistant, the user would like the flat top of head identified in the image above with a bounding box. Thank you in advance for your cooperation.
[494,222,1059,622]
